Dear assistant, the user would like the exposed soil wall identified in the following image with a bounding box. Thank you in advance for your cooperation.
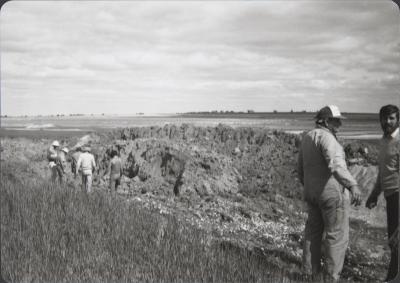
[101,125,301,194]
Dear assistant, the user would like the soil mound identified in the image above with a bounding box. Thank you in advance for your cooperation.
[96,138,241,198]
[87,124,302,200]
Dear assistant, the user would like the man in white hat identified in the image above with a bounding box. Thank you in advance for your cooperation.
[58,147,70,179]
[298,105,362,282]
[76,146,96,193]
[47,140,60,161]
[53,147,70,184]
[47,140,61,183]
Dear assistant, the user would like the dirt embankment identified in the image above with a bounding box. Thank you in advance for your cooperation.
[89,125,303,199]
[83,124,385,282]
[1,124,389,282]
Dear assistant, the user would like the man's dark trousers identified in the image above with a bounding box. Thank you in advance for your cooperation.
[386,192,399,281]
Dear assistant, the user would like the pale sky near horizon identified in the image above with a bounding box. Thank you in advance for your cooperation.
[1,1,399,116]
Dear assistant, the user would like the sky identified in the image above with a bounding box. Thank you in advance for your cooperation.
[1,1,399,116]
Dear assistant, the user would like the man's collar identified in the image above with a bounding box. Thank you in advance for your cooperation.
[390,127,399,138]
[383,127,399,139]
[315,124,337,138]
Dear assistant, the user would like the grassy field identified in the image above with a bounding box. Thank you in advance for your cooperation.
[0,125,389,282]
[1,159,309,283]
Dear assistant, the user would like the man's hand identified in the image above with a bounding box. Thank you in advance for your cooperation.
[349,185,362,206]
[366,193,378,209]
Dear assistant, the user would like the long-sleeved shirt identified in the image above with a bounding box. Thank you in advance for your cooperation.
[375,127,399,197]
[298,125,358,202]
[56,151,67,171]
[76,152,96,175]
[47,146,58,162]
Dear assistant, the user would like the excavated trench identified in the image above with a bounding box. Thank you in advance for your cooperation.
[89,124,304,198]
[73,124,384,282]
[87,124,378,201]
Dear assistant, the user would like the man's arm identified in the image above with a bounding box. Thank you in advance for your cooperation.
[57,155,65,173]
[48,148,58,162]
[366,172,382,209]
[103,161,111,178]
[319,134,361,205]
[297,147,304,186]
[91,155,96,174]
[76,156,82,174]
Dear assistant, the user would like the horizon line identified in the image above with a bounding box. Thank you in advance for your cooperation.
[0,110,379,117]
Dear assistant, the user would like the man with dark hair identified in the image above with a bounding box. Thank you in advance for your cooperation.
[108,150,123,193]
[298,105,362,282]
[366,104,399,282]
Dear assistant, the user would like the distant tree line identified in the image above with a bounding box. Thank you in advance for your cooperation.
[184,110,312,114]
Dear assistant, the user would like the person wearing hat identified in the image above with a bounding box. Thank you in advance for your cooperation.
[76,146,96,193]
[47,140,60,162]
[366,104,399,282]
[297,105,362,282]
[54,147,69,184]
[47,140,61,183]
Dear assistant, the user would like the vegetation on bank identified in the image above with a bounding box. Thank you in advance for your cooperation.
[0,126,388,282]
[1,160,308,283]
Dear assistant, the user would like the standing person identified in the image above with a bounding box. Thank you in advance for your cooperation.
[366,104,399,282]
[71,147,82,179]
[54,147,69,184]
[298,105,362,282]
[47,140,60,183]
[76,146,96,193]
[108,150,123,193]
[61,147,70,177]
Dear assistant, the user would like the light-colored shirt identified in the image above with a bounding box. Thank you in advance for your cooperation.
[298,125,358,202]
[375,127,399,197]
[57,151,67,171]
[58,151,66,163]
[76,152,96,175]
[47,146,58,162]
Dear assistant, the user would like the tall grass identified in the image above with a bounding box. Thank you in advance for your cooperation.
[1,161,306,283]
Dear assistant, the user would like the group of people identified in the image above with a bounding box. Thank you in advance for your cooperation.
[45,104,398,282]
[47,142,123,194]
[298,104,399,282]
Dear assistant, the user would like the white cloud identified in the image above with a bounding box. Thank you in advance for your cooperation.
[1,1,398,115]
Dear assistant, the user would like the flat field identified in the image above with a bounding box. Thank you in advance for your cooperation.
[0,112,381,139]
